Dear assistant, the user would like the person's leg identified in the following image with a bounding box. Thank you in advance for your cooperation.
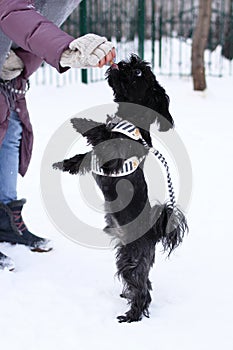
[0,110,52,253]
[0,110,21,270]
[0,110,22,204]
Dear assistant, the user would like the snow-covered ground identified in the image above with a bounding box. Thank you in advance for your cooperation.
[0,70,233,350]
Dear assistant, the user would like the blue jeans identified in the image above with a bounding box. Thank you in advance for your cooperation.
[0,110,22,204]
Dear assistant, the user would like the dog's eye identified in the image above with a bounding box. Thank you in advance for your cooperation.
[135,69,142,77]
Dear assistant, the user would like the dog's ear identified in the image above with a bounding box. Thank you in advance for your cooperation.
[147,76,174,131]
[155,90,174,131]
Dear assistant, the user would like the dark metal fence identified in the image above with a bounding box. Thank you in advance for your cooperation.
[35,0,233,85]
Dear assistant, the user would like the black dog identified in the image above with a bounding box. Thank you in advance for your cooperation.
[53,54,188,323]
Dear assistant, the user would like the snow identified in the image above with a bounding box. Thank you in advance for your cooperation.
[0,70,233,349]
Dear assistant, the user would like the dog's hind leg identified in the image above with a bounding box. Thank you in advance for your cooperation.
[116,235,155,323]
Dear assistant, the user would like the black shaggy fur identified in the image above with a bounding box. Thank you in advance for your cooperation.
[53,54,188,323]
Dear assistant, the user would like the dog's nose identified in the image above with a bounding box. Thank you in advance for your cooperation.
[111,63,119,70]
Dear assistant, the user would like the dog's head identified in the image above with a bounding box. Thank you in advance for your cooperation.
[106,54,174,131]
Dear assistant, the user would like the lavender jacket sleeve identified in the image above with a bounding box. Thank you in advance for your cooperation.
[0,0,75,72]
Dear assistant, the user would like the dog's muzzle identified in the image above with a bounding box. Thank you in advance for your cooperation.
[110,63,119,70]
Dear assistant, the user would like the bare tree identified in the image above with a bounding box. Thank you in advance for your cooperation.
[191,0,212,91]
[222,0,233,59]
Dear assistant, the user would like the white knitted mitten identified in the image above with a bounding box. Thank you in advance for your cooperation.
[60,33,114,68]
[0,50,24,80]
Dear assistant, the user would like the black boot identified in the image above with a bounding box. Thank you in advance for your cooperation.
[0,251,15,271]
[0,199,53,252]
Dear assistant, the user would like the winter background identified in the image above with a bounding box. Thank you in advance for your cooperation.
[0,43,233,348]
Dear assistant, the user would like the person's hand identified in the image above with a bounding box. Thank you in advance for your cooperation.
[60,33,115,69]
[98,47,116,67]
[0,50,24,80]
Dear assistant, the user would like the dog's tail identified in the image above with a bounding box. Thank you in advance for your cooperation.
[53,151,92,175]
[151,203,188,256]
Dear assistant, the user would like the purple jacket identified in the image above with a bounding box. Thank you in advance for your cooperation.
[0,0,78,176]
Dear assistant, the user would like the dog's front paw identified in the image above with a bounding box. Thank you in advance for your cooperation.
[71,118,103,135]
